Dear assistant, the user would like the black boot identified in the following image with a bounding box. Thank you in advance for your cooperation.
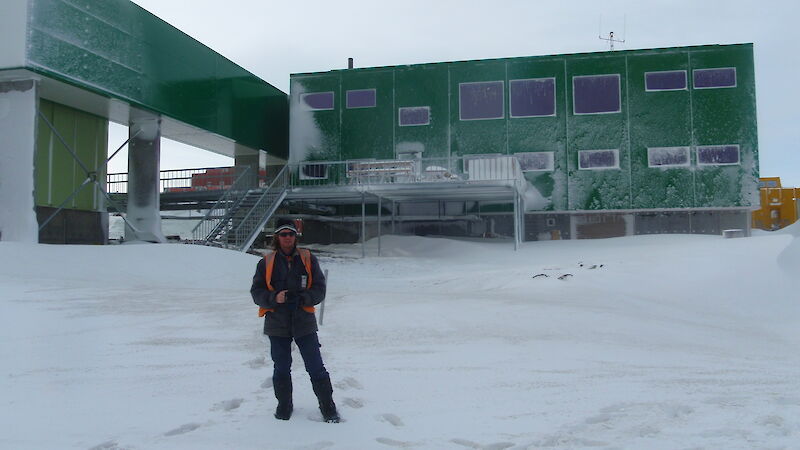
[311,374,340,423]
[273,376,293,420]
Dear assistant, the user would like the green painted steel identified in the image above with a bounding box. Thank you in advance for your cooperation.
[290,44,758,211]
[36,99,108,212]
[23,0,287,157]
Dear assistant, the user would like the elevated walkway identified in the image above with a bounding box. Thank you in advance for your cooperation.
[109,155,528,252]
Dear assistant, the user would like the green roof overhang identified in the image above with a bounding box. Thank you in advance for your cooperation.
[0,0,287,159]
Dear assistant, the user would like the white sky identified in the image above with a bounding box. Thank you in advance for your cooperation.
[110,0,800,186]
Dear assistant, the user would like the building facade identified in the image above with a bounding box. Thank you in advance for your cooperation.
[289,44,759,240]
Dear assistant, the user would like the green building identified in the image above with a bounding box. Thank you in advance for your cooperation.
[289,44,758,240]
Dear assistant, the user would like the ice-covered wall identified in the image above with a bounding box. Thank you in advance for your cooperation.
[0,0,28,70]
[288,82,323,164]
[0,81,38,242]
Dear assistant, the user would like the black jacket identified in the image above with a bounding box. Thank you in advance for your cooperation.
[250,248,327,337]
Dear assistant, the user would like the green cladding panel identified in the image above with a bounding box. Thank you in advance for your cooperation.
[290,44,759,211]
[24,0,288,157]
[36,99,108,212]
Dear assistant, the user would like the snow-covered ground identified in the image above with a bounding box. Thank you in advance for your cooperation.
[109,212,202,240]
[1,228,799,449]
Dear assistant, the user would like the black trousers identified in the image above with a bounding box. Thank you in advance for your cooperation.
[269,332,328,381]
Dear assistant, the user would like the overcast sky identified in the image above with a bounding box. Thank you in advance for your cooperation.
[111,0,800,186]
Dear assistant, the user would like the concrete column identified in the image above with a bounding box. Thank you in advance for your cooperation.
[234,146,264,188]
[124,110,166,243]
[0,79,38,242]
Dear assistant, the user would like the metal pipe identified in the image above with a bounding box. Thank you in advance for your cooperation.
[378,194,382,256]
[513,190,519,251]
[319,269,329,326]
[361,192,366,258]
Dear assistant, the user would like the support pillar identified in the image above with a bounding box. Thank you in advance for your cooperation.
[124,110,166,243]
[513,190,520,251]
[361,192,366,258]
[0,79,38,242]
[377,195,382,256]
[234,146,264,188]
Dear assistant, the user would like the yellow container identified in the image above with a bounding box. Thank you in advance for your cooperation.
[752,177,799,230]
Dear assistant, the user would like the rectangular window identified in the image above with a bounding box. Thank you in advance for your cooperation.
[510,78,556,117]
[398,106,430,126]
[578,149,619,170]
[647,146,690,167]
[693,68,737,89]
[697,145,740,165]
[515,152,555,171]
[645,70,687,91]
[573,74,621,114]
[759,179,778,188]
[299,163,329,180]
[459,81,504,120]
[301,92,334,110]
[346,89,376,108]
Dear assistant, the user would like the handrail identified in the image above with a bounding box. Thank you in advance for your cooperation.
[232,165,290,251]
[287,155,525,193]
[190,166,253,243]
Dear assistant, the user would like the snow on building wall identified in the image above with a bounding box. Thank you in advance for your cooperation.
[289,44,759,213]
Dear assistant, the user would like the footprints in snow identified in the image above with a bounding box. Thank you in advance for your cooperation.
[377,413,404,427]
[245,356,267,369]
[335,376,363,390]
[164,422,203,437]
[210,398,243,412]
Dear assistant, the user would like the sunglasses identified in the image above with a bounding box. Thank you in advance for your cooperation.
[277,231,296,237]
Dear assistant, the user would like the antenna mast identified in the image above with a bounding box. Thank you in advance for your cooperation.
[598,15,626,51]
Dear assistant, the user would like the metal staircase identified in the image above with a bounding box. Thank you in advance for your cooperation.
[191,165,289,251]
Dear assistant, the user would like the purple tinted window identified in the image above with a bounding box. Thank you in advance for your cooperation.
[459,81,504,120]
[573,74,621,114]
[693,68,736,89]
[645,71,687,91]
[346,89,376,108]
[648,147,690,167]
[516,152,554,171]
[302,92,334,110]
[399,107,430,126]
[510,78,556,117]
[697,145,739,165]
[579,149,618,169]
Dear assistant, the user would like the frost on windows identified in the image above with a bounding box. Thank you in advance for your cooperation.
[509,78,556,117]
[693,68,736,89]
[346,89,376,108]
[697,145,740,165]
[398,107,430,126]
[578,149,619,170]
[459,81,504,120]
[645,70,687,91]
[573,74,621,114]
[299,163,328,180]
[301,92,334,110]
[516,152,554,171]
[647,146,690,167]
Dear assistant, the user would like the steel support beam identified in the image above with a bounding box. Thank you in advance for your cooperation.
[125,110,166,243]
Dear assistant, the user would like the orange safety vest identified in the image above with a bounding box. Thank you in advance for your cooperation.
[258,248,315,316]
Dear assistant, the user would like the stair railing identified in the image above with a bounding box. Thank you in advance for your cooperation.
[190,166,253,244]
[230,165,290,252]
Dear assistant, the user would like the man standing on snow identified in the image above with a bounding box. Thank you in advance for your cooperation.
[250,218,340,423]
